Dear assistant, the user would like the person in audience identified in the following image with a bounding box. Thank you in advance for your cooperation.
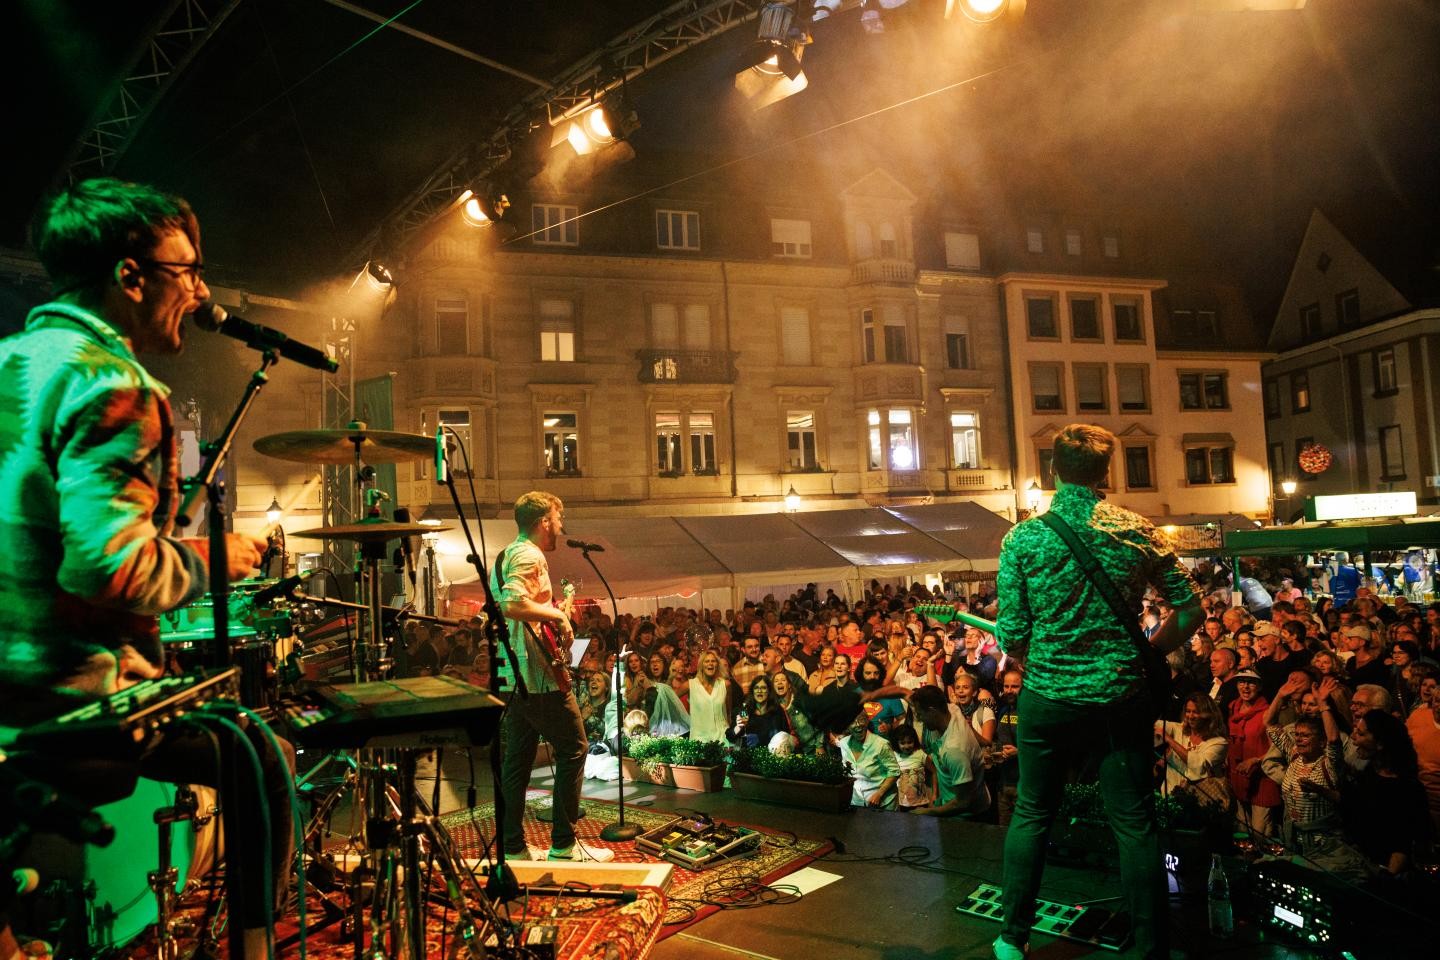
[579,670,614,747]
[832,652,857,692]
[646,652,670,685]
[808,645,838,694]
[1406,677,1440,835]
[949,672,997,747]
[1157,694,1229,796]
[1228,668,1281,836]
[990,668,1023,826]
[1345,625,1392,691]
[727,673,791,749]
[892,646,935,690]
[731,633,766,695]
[770,668,822,753]
[686,649,730,744]
[909,684,989,818]
[1208,646,1242,715]
[858,655,907,736]
[1344,709,1431,875]
[890,722,935,811]
[837,711,901,809]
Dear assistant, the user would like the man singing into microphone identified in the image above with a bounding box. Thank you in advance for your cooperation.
[491,491,611,862]
[0,178,290,957]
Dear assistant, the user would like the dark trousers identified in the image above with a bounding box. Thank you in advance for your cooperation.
[498,690,586,855]
[1000,689,1168,959]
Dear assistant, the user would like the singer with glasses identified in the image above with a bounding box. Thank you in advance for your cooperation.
[0,177,292,958]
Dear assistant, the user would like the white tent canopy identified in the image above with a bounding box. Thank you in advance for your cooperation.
[427,503,1011,609]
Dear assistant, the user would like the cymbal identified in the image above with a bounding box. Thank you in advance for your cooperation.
[290,521,452,542]
[253,429,435,464]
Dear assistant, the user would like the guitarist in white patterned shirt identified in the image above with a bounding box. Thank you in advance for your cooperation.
[491,491,612,862]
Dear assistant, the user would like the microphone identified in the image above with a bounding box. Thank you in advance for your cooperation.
[393,508,417,589]
[192,302,339,373]
[253,568,319,604]
[566,539,604,552]
[434,426,448,484]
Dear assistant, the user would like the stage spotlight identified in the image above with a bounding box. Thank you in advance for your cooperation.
[551,91,641,158]
[364,260,394,293]
[458,184,510,226]
[946,0,1023,23]
[735,2,810,108]
[811,0,842,19]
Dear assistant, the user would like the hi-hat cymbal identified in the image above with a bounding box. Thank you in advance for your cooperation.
[290,521,452,542]
[254,429,434,464]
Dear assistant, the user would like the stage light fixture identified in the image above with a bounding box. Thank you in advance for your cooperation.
[946,0,1023,23]
[551,91,641,158]
[364,260,394,293]
[735,2,810,107]
[458,184,510,226]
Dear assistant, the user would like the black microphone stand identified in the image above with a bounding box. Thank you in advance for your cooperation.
[173,348,279,960]
[436,470,527,913]
[576,545,640,842]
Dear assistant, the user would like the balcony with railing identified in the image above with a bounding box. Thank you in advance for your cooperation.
[850,258,916,285]
[636,349,739,384]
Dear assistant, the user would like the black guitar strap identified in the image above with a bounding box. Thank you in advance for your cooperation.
[1038,510,1165,713]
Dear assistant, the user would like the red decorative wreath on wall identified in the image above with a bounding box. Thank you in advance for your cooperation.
[1298,442,1333,475]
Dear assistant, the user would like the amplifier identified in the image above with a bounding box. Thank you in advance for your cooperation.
[1247,859,1344,948]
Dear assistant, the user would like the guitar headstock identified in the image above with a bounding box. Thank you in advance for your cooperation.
[915,602,958,624]
[558,578,577,601]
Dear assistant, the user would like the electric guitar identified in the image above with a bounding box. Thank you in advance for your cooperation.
[529,579,576,693]
[914,603,999,637]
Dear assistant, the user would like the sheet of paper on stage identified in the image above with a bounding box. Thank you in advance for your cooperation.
[777,866,842,896]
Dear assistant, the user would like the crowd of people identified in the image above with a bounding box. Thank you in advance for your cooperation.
[406,565,1440,883]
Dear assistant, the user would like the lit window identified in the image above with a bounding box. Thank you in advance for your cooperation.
[538,299,575,362]
[771,219,813,258]
[690,412,716,474]
[1291,371,1310,413]
[532,204,578,246]
[656,411,683,475]
[866,409,919,471]
[439,408,472,478]
[950,412,979,469]
[543,413,580,476]
[656,209,701,250]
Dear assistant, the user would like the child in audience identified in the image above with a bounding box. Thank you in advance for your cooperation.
[891,722,934,811]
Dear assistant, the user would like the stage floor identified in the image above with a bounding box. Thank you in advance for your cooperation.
[357,750,1346,960]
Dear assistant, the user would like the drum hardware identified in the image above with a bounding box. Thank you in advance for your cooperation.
[148,786,202,960]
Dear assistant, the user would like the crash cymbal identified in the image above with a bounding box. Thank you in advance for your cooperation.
[290,521,452,541]
[253,429,435,464]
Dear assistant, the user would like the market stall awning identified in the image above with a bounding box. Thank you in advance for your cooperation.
[789,507,966,580]
[882,501,1013,571]
[1223,516,1440,557]
[674,513,856,586]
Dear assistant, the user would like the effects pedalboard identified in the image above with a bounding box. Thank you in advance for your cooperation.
[635,815,762,870]
[956,883,1132,952]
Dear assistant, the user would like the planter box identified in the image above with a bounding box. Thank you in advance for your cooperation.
[620,758,727,793]
[728,771,854,813]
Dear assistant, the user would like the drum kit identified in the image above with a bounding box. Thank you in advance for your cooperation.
[12,427,517,960]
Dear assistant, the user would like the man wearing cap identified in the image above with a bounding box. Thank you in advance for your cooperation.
[1227,668,1281,836]
[1251,622,1293,700]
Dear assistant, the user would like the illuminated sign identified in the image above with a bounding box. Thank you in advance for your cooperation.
[1305,491,1417,522]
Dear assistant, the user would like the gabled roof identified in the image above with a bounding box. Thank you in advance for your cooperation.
[840,168,919,206]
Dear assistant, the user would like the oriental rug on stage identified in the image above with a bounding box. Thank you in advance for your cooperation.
[438,791,834,934]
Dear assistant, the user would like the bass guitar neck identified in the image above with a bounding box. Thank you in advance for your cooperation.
[914,603,999,637]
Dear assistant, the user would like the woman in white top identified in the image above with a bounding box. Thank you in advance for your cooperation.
[688,649,731,743]
[1157,694,1229,792]
[836,713,901,809]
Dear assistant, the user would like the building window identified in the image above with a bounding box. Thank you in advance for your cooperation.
[1116,365,1150,413]
[1291,370,1311,413]
[944,316,970,369]
[1178,372,1228,410]
[1375,348,1397,394]
[867,409,917,471]
[543,412,581,477]
[690,412,717,474]
[656,411,683,475]
[1070,296,1101,341]
[1124,445,1154,490]
[1102,235,1120,259]
[781,305,811,365]
[1379,425,1405,480]
[1036,448,1056,490]
[656,209,700,250]
[1030,363,1064,413]
[950,412,980,469]
[1025,295,1058,339]
[1064,228,1082,257]
[1196,310,1218,339]
[787,411,819,471]
[435,298,469,354]
[1336,288,1360,328]
[878,222,898,259]
[538,298,575,362]
[650,302,712,349]
[1074,363,1108,413]
[1268,441,1286,486]
[439,409,472,478]
[1025,227,1044,254]
[882,305,908,362]
[854,221,874,259]
[532,204,578,246]
[861,308,877,363]
[1263,380,1280,419]
[1185,446,1234,485]
[1112,296,1143,342]
[944,231,981,269]
[1301,303,1321,339]
[771,218,812,258]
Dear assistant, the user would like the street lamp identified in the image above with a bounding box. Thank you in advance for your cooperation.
[785,485,801,513]
[265,497,283,525]
[1280,478,1297,496]
[1025,481,1042,514]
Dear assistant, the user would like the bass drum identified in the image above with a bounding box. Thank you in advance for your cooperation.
[84,779,220,952]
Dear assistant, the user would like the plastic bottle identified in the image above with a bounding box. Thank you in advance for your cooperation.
[1207,853,1234,939]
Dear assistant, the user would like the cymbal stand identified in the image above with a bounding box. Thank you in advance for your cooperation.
[148,787,199,960]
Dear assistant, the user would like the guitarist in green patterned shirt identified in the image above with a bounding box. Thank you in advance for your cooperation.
[993,424,1203,960]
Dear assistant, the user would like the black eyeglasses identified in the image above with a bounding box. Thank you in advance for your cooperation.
[139,258,205,286]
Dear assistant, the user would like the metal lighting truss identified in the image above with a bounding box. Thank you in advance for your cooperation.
[345,0,778,265]
[65,0,243,180]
